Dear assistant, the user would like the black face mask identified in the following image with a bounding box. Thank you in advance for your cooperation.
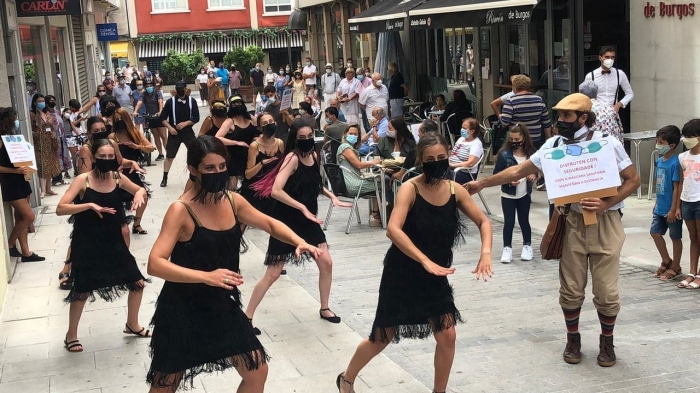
[211,108,227,118]
[47,102,56,109]
[94,158,119,173]
[422,159,449,185]
[190,171,229,203]
[114,120,127,132]
[296,138,315,155]
[101,106,116,117]
[262,123,276,137]
[511,142,523,151]
[176,88,186,97]
[92,130,111,141]
[556,117,583,140]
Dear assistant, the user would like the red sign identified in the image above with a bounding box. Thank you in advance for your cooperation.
[644,2,696,19]
[16,0,82,17]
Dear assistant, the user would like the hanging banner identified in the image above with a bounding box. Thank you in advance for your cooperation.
[16,0,83,17]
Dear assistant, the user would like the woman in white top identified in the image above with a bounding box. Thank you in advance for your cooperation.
[264,67,277,86]
[196,68,209,107]
[449,118,483,184]
[336,68,360,124]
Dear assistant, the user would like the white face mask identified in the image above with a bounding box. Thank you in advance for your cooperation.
[386,130,396,138]
[375,80,383,86]
[326,69,332,74]
[602,58,614,69]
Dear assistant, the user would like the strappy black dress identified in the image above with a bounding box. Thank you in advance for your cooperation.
[147,194,268,390]
[203,116,220,137]
[225,123,258,177]
[0,141,32,202]
[239,141,283,216]
[369,181,465,343]
[264,154,326,266]
[114,134,151,207]
[65,174,146,303]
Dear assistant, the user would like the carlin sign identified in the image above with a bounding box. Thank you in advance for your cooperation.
[16,0,82,16]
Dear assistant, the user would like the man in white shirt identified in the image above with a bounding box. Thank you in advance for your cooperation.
[302,57,317,94]
[320,63,341,107]
[359,73,389,122]
[467,93,640,369]
[584,47,634,113]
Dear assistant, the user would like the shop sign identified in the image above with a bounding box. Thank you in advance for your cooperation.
[644,2,695,19]
[351,18,405,33]
[410,5,534,30]
[16,0,82,17]
[97,24,119,42]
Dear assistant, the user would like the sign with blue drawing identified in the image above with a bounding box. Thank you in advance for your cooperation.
[539,136,621,200]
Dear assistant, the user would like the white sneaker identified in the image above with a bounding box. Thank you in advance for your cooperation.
[500,247,513,263]
[521,245,533,261]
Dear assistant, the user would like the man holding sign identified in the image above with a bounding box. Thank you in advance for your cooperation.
[466,93,640,368]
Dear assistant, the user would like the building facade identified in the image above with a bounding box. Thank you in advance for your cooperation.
[132,0,307,76]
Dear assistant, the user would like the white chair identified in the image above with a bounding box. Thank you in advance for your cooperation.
[452,154,491,214]
[322,163,382,234]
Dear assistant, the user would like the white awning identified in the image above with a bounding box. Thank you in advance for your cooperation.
[261,32,303,49]
[138,39,197,58]
[202,36,257,54]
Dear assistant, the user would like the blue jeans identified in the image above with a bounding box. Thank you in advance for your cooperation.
[651,213,683,240]
[502,194,532,248]
[359,143,376,156]
[221,84,229,100]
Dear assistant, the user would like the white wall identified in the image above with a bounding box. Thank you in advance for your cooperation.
[630,1,700,131]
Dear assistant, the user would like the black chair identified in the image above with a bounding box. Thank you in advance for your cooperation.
[322,163,382,234]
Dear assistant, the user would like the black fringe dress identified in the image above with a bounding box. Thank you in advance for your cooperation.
[114,134,151,211]
[264,154,326,266]
[147,194,268,390]
[65,174,146,303]
[239,144,283,217]
[369,181,465,343]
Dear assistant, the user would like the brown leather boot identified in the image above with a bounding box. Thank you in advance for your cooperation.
[597,334,616,367]
[563,332,582,364]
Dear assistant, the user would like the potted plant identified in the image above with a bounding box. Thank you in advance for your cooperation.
[224,45,265,103]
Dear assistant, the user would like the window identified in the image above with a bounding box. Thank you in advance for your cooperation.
[208,0,243,8]
[152,0,188,12]
[264,0,291,14]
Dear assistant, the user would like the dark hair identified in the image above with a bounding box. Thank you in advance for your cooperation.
[298,102,314,116]
[227,101,251,119]
[419,119,439,134]
[344,124,362,149]
[415,133,450,165]
[324,106,339,118]
[389,117,414,146]
[91,137,114,157]
[599,46,616,56]
[0,107,18,135]
[574,111,596,128]
[86,116,105,133]
[284,118,314,156]
[69,99,81,110]
[45,95,56,105]
[187,135,230,169]
[263,85,276,95]
[682,119,700,138]
[31,94,45,113]
[462,118,482,143]
[436,94,445,102]
[452,89,467,102]
[657,125,681,147]
[497,123,536,157]
[99,95,120,116]
[294,72,302,79]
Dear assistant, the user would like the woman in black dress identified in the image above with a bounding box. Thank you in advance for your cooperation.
[336,134,493,393]
[110,107,154,234]
[147,136,320,392]
[0,108,44,262]
[198,100,227,137]
[216,96,259,189]
[239,112,284,217]
[245,118,352,334]
[56,138,150,353]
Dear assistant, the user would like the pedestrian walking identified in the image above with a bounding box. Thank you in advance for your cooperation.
[466,93,640,368]
[246,118,352,334]
[493,123,536,263]
[56,138,150,353]
[337,133,493,393]
[387,62,408,119]
[677,119,700,289]
[215,96,258,189]
[146,135,319,392]
[196,68,209,107]
[133,80,166,161]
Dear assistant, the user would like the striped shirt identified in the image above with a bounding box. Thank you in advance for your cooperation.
[500,93,552,143]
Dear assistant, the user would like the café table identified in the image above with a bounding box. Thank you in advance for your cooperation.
[372,160,403,229]
[623,131,657,199]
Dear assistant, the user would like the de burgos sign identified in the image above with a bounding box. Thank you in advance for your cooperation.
[644,2,696,19]
[16,0,82,17]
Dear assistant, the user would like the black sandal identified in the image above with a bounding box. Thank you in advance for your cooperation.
[123,324,151,337]
[320,308,341,324]
[132,217,148,235]
[248,319,261,336]
[64,336,83,353]
[58,272,72,290]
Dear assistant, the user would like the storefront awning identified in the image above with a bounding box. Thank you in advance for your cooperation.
[138,39,197,59]
[201,36,256,55]
[348,0,428,33]
[110,42,129,58]
[409,0,539,30]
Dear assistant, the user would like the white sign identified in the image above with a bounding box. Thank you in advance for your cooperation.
[280,89,293,111]
[539,137,621,200]
[1,135,35,165]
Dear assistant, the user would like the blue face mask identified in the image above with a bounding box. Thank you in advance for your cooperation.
[460,128,470,139]
[325,118,332,125]
[357,75,364,81]
[36,102,46,110]
[13,120,19,131]
[268,96,276,104]
[146,87,154,93]
[261,95,268,102]
[346,134,358,144]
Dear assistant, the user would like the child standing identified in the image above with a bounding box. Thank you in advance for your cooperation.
[678,119,700,288]
[651,126,683,281]
[493,124,536,263]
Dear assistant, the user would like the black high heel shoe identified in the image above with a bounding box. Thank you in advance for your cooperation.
[336,372,354,392]
[320,308,341,323]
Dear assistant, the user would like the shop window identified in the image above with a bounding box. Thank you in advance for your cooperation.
[263,0,291,14]
[152,0,189,12]
[208,0,243,9]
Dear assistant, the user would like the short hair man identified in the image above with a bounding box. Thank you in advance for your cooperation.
[583,46,634,113]
[158,81,200,187]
